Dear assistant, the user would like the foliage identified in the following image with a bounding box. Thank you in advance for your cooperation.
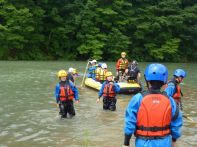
[0,0,196,62]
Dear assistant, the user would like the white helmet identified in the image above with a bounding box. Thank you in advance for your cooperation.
[68,67,74,73]
[101,63,107,69]
[91,59,97,63]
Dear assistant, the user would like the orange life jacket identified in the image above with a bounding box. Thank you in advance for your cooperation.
[164,80,182,103]
[59,84,74,101]
[103,83,116,98]
[136,91,172,137]
[118,58,128,70]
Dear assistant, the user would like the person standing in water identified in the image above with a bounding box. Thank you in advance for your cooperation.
[55,70,79,118]
[124,63,182,147]
[164,69,186,110]
[67,67,79,84]
[97,72,120,111]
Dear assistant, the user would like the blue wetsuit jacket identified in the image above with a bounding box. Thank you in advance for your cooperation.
[88,66,97,80]
[165,79,178,98]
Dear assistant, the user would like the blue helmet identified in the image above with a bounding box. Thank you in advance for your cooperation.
[174,69,186,78]
[144,63,168,83]
[98,62,102,67]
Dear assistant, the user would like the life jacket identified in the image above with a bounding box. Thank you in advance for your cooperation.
[118,58,128,70]
[99,69,107,81]
[59,82,74,101]
[103,82,116,98]
[164,80,182,103]
[136,91,172,137]
[95,67,101,80]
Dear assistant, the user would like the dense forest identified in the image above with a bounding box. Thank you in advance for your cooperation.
[0,0,196,62]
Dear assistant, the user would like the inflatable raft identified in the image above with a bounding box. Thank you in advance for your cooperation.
[84,78,141,94]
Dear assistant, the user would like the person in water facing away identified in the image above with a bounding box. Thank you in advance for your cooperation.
[55,70,79,118]
[124,63,182,147]
[97,71,120,111]
[164,69,186,110]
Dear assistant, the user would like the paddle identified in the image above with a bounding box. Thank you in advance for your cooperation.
[183,114,194,122]
[81,59,90,87]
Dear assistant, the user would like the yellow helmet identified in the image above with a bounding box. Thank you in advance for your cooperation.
[105,71,113,78]
[73,69,77,74]
[57,70,67,78]
[121,52,126,55]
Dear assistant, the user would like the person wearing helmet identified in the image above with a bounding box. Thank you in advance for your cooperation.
[67,68,79,83]
[55,70,79,118]
[87,59,97,80]
[116,52,129,81]
[125,60,141,83]
[99,63,108,83]
[164,69,187,109]
[95,63,102,81]
[97,71,120,111]
[124,64,182,147]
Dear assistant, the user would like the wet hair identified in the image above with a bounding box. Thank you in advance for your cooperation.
[149,80,164,89]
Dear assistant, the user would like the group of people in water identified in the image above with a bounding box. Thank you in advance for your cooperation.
[54,52,187,147]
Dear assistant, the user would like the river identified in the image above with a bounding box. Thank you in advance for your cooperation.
[0,61,196,147]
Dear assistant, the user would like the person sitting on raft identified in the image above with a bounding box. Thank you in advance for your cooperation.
[116,52,129,82]
[164,69,186,110]
[125,60,141,84]
[99,63,108,83]
[67,67,79,84]
[55,70,79,118]
[95,63,102,81]
[97,72,120,111]
[87,59,97,80]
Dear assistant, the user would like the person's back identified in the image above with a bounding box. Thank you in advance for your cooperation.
[124,63,182,147]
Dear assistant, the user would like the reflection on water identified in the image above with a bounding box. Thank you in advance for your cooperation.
[0,61,196,147]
